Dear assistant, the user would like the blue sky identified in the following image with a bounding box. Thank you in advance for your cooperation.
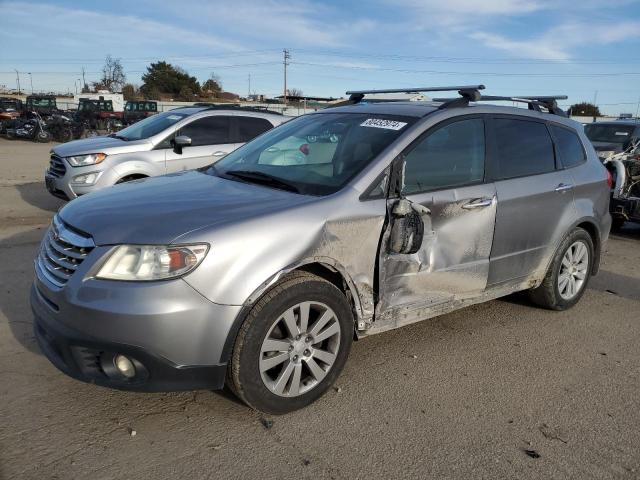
[1,0,639,114]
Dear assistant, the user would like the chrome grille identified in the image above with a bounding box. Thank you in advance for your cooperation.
[48,154,66,178]
[37,216,94,287]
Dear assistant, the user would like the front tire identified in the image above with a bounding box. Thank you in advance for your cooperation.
[228,271,353,414]
[528,228,594,310]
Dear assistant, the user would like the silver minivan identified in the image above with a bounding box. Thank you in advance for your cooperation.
[44,107,287,199]
[31,86,611,414]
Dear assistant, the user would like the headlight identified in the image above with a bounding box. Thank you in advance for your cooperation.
[66,153,107,167]
[95,244,209,281]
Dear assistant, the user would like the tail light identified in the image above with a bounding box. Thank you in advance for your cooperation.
[299,144,310,155]
[606,170,614,189]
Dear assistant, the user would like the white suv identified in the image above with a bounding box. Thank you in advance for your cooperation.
[45,106,288,199]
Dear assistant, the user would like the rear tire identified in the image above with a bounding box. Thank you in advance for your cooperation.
[228,271,353,414]
[528,228,594,310]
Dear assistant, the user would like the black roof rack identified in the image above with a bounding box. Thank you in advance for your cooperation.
[344,85,485,105]
[433,94,568,116]
[193,103,283,115]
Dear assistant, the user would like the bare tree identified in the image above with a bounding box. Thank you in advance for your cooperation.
[100,55,126,92]
[287,88,303,98]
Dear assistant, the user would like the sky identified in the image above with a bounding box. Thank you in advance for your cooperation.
[1,0,639,115]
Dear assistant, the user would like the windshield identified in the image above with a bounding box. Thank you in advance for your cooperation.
[584,124,636,144]
[116,111,189,140]
[209,112,415,195]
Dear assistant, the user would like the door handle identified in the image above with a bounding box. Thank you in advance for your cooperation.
[555,183,573,192]
[462,197,493,209]
[212,151,227,157]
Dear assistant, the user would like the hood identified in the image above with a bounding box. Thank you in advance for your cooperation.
[58,171,315,245]
[52,136,151,157]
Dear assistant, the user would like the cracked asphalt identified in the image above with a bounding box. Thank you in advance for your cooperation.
[1,138,639,479]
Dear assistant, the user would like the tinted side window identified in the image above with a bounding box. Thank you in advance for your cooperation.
[402,118,485,194]
[550,125,585,168]
[236,116,273,142]
[179,116,230,146]
[494,118,555,179]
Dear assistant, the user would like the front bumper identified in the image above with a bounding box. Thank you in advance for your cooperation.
[31,257,243,391]
[45,158,122,200]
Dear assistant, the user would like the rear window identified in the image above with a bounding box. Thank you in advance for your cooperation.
[550,125,585,168]
[584,124,636,144]
[494,118,555,179]
[236,116,273,142]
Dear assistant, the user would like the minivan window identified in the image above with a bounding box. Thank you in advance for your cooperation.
[551,125,585,168]
[210,113,415,196]
[403,118,485,194]
[179,116,230,146]
[236,116,273,142]
[116,111,189,141]
[494,118,555,179]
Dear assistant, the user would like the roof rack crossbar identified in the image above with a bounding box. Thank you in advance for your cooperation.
[433,94,568,117]
[345,85,485,96]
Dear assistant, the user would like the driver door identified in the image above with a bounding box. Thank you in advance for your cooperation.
[376,116,497,328]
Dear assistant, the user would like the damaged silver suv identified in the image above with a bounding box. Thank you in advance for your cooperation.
[31,85,611,414]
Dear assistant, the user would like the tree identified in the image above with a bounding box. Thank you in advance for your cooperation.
[140,61,200,98]
[569,102,601,117]
[202,73,222,97]
[99,55,126,92]
[122,83,139,101]
[287,88,303,98]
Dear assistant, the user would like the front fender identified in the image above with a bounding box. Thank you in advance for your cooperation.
[112,158,163,180]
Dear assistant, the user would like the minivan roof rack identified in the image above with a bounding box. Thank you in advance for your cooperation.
[433,94,568,116]
[344,85,485,105]
[195,104,283,115]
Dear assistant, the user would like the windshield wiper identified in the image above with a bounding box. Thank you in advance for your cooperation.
[224,170,299,193]
[109,133,129,141]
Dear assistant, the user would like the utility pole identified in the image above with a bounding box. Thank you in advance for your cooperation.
[14,69,21,95]
[248,73,251,98]
[283,49,290,105]
[635,95,640,119]
[81,67,86,92]
[592,90,598,123]
[28,72,33,94]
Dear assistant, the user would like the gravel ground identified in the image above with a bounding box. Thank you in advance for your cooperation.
[1,138,639,480]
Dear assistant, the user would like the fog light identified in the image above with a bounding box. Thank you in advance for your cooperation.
[72,172,100,185]
[115,354,136,379]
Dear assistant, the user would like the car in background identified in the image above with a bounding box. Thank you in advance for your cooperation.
[123,100,158,125]
[584,119,640,161]
[586,119,640,230]
[44,106,287,200]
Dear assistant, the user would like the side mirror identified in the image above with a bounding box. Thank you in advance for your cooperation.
[389,199,429,255]
[172,135,192,154]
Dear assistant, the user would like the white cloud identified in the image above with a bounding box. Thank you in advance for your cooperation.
[471,20,640,60]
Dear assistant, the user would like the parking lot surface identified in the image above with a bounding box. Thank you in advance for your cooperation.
[1,138,639,479]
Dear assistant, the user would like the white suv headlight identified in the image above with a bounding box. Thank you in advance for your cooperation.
[95,244,209,281]
[66,153,107,167]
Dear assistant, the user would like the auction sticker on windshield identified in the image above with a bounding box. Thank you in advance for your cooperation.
[360,118,408,130]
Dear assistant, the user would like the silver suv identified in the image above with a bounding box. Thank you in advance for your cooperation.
[44,106,287,199]
[31,86,611,414]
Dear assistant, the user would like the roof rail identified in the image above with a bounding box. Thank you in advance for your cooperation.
[344,85,485,104]
[433,94,568,117]
[195,104,283,115]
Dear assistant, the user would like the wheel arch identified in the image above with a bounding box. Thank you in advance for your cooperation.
[219,258,365,364]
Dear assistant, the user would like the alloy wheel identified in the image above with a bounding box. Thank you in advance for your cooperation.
[558,240,589,300]
[259,301,341,397]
